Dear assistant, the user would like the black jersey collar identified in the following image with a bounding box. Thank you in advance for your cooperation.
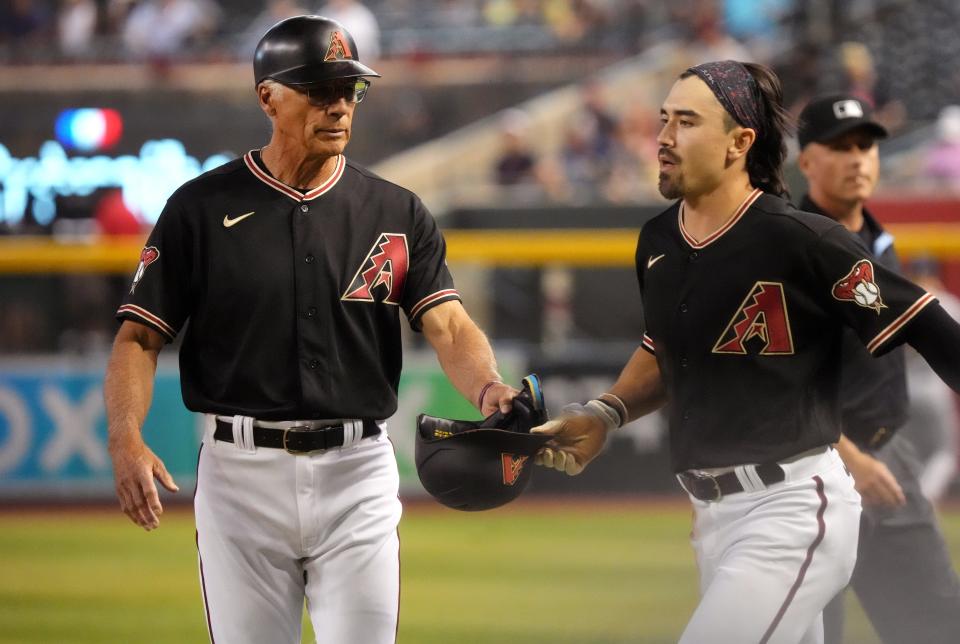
[243,150,345,202]
[678,187,762,249]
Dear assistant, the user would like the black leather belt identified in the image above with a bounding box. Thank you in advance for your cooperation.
[214,418,380,454]
[677,462,785,502]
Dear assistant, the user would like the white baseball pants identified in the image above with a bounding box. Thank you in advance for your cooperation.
[680,447,862,644]
[194,415,402,644]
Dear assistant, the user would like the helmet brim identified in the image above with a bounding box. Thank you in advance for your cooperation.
[263,60,381,86]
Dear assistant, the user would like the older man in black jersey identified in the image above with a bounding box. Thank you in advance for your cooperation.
[535,61,960,644]
[104,16,517,644]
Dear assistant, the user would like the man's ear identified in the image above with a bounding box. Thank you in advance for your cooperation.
[728,126,756,163]
[257,83,277,117]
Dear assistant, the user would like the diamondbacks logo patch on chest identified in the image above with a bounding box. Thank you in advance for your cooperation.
[129,246,159,294]
[342,233,409,304]
[501,453,528,486]
[713,281,795,355]
[832,259,886,313]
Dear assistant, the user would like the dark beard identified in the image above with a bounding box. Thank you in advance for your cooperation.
[658,173,683,199]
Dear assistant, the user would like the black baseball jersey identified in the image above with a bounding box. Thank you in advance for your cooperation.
[636,188,935,472]
[116,150,461,420]
[800,195,909,449]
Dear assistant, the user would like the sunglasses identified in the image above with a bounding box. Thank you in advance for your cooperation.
[292,79,371,106]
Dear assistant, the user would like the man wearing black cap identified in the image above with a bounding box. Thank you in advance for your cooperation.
[104,15,518,643]
[798,94,960,644]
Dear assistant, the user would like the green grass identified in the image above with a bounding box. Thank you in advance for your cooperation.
[1,501,958,643]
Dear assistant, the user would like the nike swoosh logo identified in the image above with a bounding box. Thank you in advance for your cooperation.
[647,254,666,269]
[223,211,255,228]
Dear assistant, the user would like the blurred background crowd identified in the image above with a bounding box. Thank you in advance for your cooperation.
[1,0,959,500]
[3,0,960,211]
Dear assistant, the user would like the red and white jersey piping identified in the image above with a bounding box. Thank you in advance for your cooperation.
[409,289,460,320]
[679,187,763,249]
[867,292,936,354]
[243,151,345,202]
[117,304,176,340]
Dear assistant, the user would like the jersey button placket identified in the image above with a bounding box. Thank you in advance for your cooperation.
[300,204,309,213]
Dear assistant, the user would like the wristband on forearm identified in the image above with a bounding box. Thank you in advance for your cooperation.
[477,380,502,409]
[584,399,622,432]
[597,393,628,426]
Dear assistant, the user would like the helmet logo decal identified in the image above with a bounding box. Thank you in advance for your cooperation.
[130,246,159,294]
[324,31,354,61]
[501,453,528,486]
[713,281,795,355]
[342,233,409,304]
[832,259,886,314]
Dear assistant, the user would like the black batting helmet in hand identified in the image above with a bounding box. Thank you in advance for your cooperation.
[254,15,380,87]
[415,375,550,511]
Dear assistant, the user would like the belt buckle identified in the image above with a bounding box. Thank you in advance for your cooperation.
[681,471,722,502]
[282,425,318,454]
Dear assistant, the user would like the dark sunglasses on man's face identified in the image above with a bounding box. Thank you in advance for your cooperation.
[294,79,371,106]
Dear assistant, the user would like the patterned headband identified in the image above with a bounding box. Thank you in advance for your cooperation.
[686,60,763,135]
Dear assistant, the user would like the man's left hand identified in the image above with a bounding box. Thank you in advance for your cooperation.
[481,382,520,416]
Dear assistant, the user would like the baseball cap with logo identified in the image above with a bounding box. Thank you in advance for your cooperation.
[797,95,888,148]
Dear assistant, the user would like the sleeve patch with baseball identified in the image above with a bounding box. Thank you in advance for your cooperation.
[813,226,935,354]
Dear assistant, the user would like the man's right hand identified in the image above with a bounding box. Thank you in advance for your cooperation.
[847,450,906,508]
[531,414,609,476]
[108,434,179,531]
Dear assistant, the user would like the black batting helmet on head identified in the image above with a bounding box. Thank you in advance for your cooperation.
[415,375,551,511]
[254,15,380,87]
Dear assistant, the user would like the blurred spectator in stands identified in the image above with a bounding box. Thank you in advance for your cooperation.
[237,0,307,59]
[559,124,599,200]
[122,0,221,61]
[900,256,960,502]
[57,0,98,59]
[839,41,906,134]
[580,78,618,160]
[683,0,752,64]
[550,0,611,46]
[492,108,566,202]
[317,0,380,61]
[922,105,960,192]
[494,109,537,186]
[603,103,660,203]
[0,0,53,57]
[554,79,620,203]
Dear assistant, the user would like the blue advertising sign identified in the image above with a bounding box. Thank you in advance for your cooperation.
[0,360,198,499]
[0,353,522,500]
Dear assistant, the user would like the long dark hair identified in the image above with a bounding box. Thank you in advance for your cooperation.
[741,62,791,198]
[680,62,792,197]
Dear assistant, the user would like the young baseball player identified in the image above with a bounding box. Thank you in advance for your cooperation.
[104,15,517,644]
[796,94,960,644]
[534,61,960,644]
